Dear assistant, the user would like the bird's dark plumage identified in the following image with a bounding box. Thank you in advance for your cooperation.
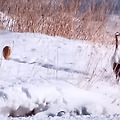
[113,63,120,79]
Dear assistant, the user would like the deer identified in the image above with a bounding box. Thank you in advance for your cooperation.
[3,46,11,60]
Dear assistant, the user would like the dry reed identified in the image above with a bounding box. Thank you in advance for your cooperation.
[0,0,118,44]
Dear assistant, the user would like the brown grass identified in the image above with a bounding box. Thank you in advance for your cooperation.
[0,0,118,44]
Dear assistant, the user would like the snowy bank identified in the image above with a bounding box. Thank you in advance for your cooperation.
[0,31,119,120]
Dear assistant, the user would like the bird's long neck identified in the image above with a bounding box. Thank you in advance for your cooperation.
[115,35,118,49]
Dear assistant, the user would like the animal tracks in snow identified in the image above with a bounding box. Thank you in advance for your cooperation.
[10,58,88,75]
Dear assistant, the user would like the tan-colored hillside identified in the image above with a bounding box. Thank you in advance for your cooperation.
[0,0,119,44]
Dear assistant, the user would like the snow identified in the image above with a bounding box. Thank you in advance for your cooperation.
[0,31,120,120]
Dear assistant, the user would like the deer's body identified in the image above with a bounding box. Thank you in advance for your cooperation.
[3,46,11,60]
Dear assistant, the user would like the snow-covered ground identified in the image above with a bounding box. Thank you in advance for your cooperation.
[0,31,120,120]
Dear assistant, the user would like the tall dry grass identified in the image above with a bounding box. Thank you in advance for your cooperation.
[0,0,118,43]
[75,0,118,43]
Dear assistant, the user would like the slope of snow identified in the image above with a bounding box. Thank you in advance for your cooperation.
[0,31,120,120]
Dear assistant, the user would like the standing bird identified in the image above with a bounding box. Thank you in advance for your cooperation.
[112,32,120,83]
[3,46,11,60]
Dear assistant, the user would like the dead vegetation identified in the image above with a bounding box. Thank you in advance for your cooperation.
[0,0,118,43]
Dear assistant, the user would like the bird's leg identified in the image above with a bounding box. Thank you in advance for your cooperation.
[116,78,119,84]
[116,71,120,84]
[116,69,120,84]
